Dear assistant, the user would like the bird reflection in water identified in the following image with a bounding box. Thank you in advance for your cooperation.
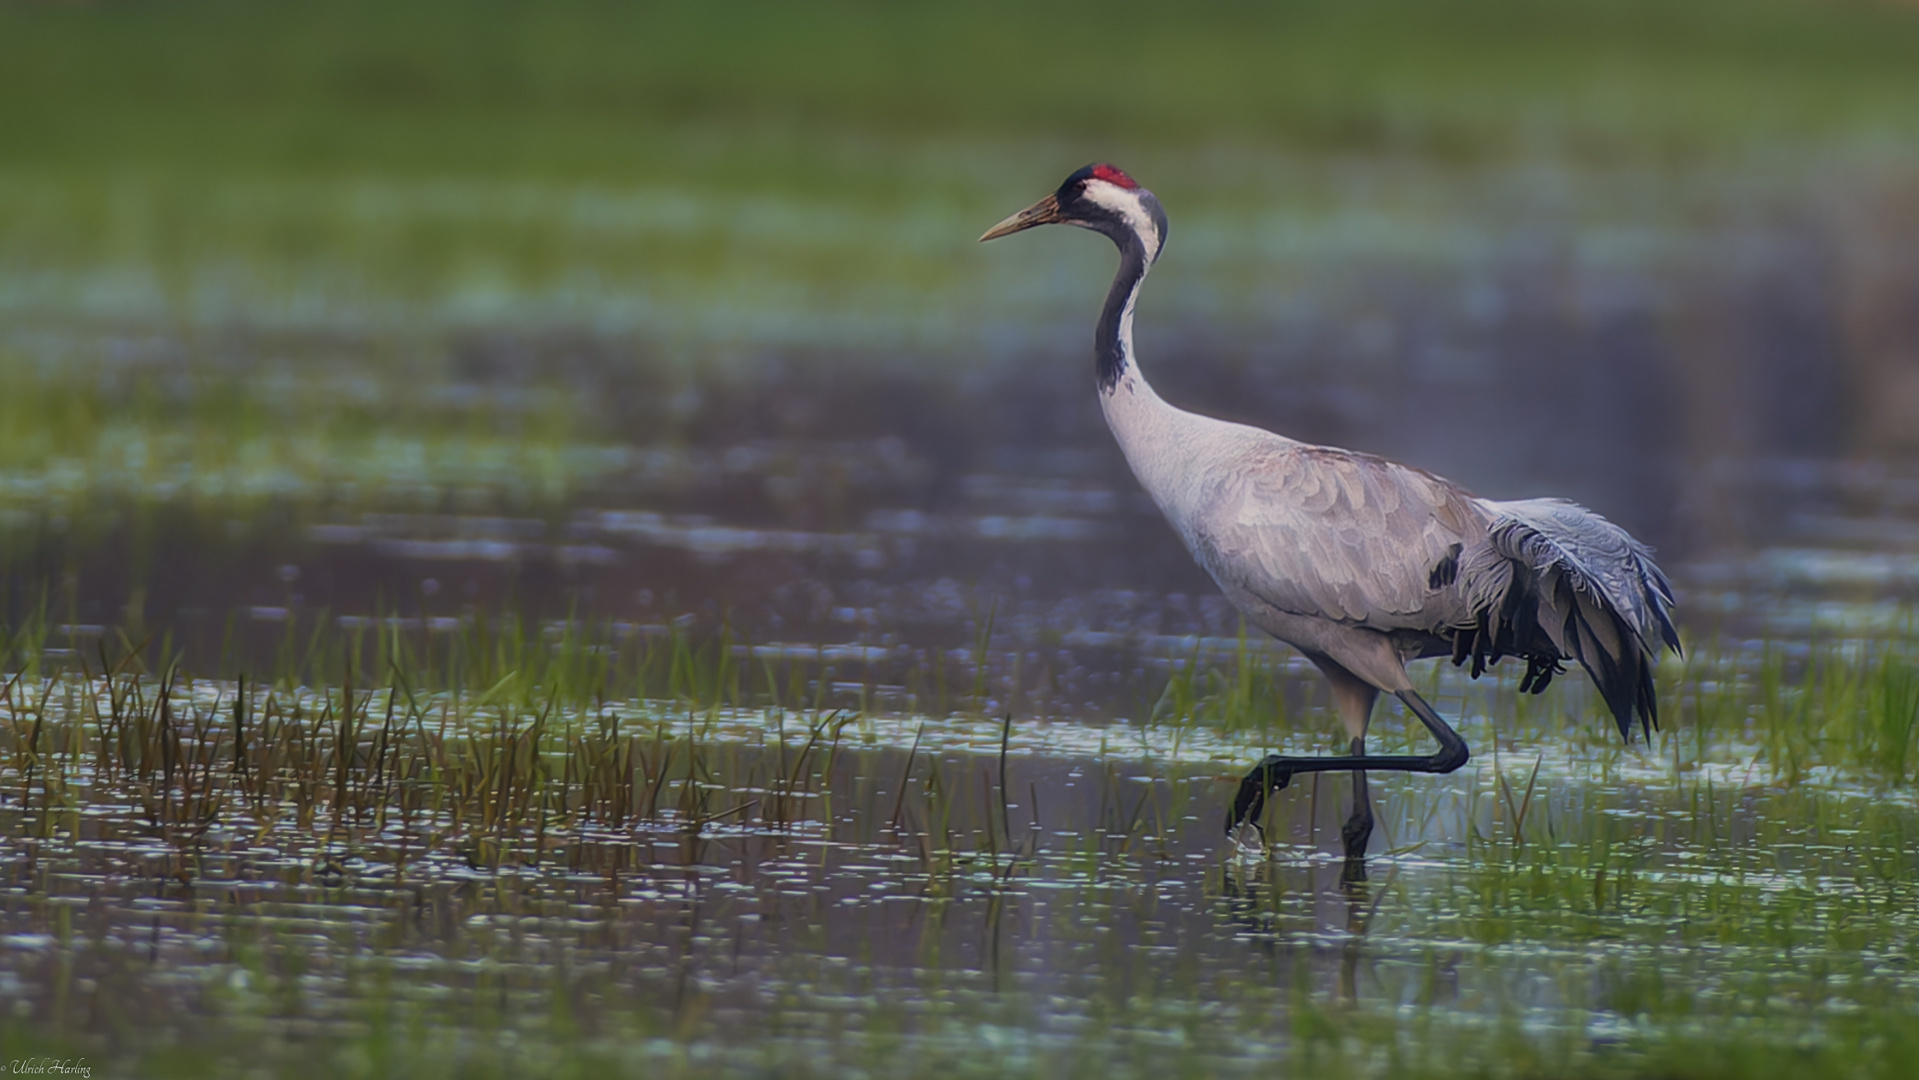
[1216,856,1414,1009]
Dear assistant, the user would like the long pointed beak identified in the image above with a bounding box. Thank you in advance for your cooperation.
[979,193,1063,241]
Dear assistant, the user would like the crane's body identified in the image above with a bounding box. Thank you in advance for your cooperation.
[982,164,1679,870]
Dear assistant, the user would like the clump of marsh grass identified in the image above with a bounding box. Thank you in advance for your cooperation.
[1668,628,1919,787]
[1150,624,1292,740]
[0,597,1090,888]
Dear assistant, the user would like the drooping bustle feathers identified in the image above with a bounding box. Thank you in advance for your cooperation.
[1457,498,1680,742]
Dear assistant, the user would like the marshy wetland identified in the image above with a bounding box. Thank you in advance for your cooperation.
[7,1,1919,1077]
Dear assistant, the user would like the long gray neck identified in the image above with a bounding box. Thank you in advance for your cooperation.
[1095,235,1150,393]
[1089,221,1264,534]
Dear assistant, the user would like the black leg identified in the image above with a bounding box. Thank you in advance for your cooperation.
[1225,689,1470,837]
[1340,738,1373,880]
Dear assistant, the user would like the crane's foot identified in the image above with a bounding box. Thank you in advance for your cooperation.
[1224,756,1293,845]
[1340,771,1374,862]
[1227,821,1266,857]
[1340,814,1373,859]
[1339,803,1373,883]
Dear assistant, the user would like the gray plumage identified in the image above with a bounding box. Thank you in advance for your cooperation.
[981,163,1680,862]
[1194,441,1679,742]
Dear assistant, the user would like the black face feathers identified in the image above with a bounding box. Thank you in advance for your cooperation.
[1053,166,1107,218]
[1051,164,1169,257]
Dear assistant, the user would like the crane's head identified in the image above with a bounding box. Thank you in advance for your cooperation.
[979,163,1167,260]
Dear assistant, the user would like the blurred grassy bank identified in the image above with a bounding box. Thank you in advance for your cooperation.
[5,0,1919,178]
[2,0,1918,540]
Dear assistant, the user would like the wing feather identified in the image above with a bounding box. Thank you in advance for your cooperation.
[1194,445,1488,628]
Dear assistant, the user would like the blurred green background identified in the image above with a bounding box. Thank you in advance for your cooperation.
[8,0,1919,172]
[2,0,1918,554]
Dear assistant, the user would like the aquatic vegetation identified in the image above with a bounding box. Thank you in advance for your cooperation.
[0,602,1917,1076]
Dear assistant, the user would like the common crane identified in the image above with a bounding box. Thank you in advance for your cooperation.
[981,164,1680,871]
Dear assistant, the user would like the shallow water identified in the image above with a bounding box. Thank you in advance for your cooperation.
[4,669,1919,1078]
[4,165,1919,1076]
[6,467,1919,1079]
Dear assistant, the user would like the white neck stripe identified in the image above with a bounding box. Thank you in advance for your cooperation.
[1081,181,1160,260]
